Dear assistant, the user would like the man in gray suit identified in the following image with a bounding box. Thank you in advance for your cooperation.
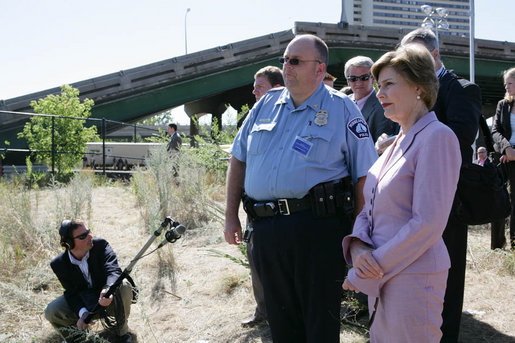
[344,56,399,142]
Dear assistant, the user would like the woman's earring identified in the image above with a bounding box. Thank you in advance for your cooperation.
[416,95,421,100]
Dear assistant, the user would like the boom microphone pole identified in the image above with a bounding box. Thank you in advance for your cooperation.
[84,216,186,324]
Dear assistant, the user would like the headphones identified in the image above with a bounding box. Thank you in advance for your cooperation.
[59,219,74,250]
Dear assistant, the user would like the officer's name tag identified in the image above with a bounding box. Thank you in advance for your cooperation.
[292,136,313,156]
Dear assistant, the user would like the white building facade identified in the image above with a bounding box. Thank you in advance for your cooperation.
[343,0,471,37]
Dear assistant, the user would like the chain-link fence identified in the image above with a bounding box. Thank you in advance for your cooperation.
[0,110,164,177]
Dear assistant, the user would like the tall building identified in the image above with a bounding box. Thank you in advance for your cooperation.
[344,0,471,37]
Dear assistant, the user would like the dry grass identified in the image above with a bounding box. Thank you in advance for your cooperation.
[0,182,514,342]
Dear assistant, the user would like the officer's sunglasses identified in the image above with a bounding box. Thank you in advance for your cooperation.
[347,74,371,82]
[73,229,91,240]
[279,57,321,66]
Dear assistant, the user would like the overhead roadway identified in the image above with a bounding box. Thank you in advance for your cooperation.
[1,21,514,154]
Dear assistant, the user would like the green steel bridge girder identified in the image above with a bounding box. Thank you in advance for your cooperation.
[91,48,511,124]
[90,58,283,123]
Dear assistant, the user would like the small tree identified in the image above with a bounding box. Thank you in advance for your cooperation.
[18,85,99,176]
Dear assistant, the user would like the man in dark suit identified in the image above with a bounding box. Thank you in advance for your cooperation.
[401,28,482,343]
[344,55,399,143]
[166,123,182,152]
[45,220,133,343]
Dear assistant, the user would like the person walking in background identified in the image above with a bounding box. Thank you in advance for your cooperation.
[167,123,182,178]
[241,65,284,327]
[491,67,515,250]
[166,123,182,152]
[343,44,461,342]
[344,56,399,143]
[45,220,134,343]
[401,28,481,343]
[225,34,377,342]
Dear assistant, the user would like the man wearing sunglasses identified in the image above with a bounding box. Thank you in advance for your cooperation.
[45,219,134,343]
[344,56,399,143]
[225,34,377,342]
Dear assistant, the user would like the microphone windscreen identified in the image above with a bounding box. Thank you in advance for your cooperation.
[175,225,186,235]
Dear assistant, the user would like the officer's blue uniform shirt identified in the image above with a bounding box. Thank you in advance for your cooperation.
[231,82,378,201]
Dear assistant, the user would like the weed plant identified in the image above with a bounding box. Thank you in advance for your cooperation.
[0,173,93,283]
[132,144,224,231]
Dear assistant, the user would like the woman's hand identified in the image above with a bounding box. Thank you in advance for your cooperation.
[349,239,384,279]
[343,278,360,292]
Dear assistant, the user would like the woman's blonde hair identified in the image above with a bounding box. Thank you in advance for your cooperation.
[371,44,438,110]
[504,67,515,102]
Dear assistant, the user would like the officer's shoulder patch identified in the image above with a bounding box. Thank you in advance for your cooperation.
[347,118,370,139]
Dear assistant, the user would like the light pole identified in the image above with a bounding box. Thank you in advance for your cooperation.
[420,4,449,52]
[184,8,191,55]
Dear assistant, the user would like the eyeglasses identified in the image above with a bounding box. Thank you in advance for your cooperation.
[346,74,371,82]
[478,151,487,154]
[73,229,91,240]
[279,57,321,66]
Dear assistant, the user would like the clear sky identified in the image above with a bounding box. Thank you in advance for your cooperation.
[1,0,513,101]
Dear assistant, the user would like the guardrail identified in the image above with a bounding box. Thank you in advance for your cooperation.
[294,21,515,60]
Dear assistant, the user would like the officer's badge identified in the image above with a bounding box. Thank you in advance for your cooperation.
[314,110,328,126]
[347,118,370,139]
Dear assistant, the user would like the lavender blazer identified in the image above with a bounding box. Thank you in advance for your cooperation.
[343,111,461,297]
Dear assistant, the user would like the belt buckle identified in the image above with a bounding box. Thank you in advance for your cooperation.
[277,199,290,215]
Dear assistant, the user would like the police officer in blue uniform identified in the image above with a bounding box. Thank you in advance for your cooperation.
[224,34,378,342]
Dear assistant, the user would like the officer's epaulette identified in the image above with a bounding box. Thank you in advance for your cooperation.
[328,88,346,100]
[268,86,285,93]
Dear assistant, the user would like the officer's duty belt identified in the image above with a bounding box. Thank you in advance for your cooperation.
[242,177,354,220]
[250,196,311,218]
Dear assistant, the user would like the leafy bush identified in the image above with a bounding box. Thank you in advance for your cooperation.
[18,85,99,177]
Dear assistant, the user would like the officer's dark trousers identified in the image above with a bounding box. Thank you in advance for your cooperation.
[247,232,267,319]
[252,211,350,343]
[440,210,468,343]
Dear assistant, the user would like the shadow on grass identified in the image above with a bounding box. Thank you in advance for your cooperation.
[240,321,272,343]
[460,313,515,343]
[40,329,138,343]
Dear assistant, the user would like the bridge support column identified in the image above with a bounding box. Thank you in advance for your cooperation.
[189,115,199,147]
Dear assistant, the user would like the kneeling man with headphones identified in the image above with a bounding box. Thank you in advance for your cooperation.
[45,219,134,343]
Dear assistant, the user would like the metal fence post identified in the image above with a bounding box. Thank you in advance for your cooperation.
[133,124,137,142]
[51,116,55,174]
[102,118,106,175]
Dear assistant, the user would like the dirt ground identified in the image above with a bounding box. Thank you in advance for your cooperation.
[1,185,514,342]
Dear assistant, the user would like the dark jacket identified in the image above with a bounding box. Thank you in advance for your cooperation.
[432,70,482,163]
[50,238,122,314]
[361,90,399,142]
[167,132,182,152]
[491,99,515,154]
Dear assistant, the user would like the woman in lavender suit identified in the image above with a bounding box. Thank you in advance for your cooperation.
[342,44,461,342]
